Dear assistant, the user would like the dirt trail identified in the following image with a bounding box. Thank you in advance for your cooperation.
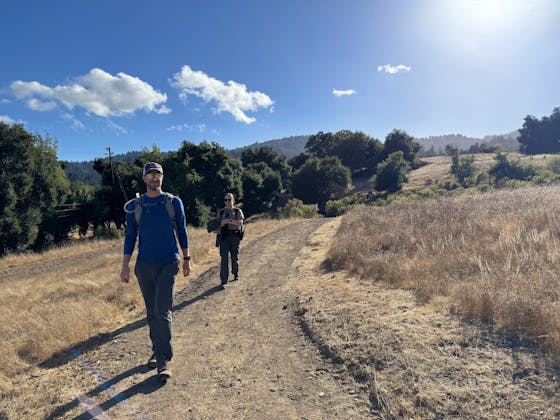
[42,219,372,419]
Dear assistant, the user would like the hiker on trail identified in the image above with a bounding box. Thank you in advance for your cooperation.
[120,161,191,383]
[217,193,244,289]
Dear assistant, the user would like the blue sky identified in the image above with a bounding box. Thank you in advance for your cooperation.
[1,0,559,161]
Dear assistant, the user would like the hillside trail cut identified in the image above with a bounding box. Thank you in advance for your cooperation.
[46,219,372,419]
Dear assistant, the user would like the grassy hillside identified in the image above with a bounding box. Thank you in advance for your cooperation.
[404,153,552,191]
[328,186,560,359]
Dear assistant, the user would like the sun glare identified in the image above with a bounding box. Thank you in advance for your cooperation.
[455,0,528,29]
[425,0,546,54]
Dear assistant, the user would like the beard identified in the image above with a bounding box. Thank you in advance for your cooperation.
[147,180,161,191]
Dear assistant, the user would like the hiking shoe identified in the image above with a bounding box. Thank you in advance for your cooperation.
[157,361,172,382]
[147,353,157,369]
[232,275,239,282]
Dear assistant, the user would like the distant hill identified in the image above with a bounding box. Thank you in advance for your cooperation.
[416,131,520,156]
[63,150,143,186]
[228,135,309,160]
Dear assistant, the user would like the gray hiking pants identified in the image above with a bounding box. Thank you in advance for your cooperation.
[135,259,179,362]
[220,232,241,283]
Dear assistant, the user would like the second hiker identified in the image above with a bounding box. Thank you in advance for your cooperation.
[217,193,244,289]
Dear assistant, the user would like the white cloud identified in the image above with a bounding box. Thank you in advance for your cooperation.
[0,115,16,124]
[170,65,273,124]
[28,98,57,111]
[9,68,170,117]
[377,64,412,75]
[332,89,357,97]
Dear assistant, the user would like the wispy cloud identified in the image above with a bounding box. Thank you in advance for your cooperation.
[377,64,411,75]
[106,119,128,135]
[167,123,206,133]
[0,115,16,124]
[61,112,85,130]
[9,68,170,117]
[332,89,357,97]
[170,65,273,124]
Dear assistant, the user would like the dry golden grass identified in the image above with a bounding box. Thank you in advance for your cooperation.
[0,238,112,271]
[327,185,560,360]
[0,217,292,396]
[292,217,559,418]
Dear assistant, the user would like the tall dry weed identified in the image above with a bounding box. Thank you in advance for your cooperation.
[328,186,560,359]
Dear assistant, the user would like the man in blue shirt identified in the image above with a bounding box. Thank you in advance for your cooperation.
[120,162,191,382]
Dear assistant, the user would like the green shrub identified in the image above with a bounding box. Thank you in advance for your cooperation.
[546,156,560,174]
[94,225,123,239]
[529,168,559,185]
[278,199,319,219]
[324,198,357,216]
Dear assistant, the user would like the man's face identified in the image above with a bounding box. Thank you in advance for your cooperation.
[224,196,233,208]
[143,170,163,191]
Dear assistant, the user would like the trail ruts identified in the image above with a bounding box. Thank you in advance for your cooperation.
[48,218,372,419]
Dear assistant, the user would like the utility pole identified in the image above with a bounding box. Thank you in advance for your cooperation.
[106,146,115,184]
[107,146,129,202]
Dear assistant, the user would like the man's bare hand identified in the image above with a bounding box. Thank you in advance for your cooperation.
[183,260,191,277]
[120,266,130,283]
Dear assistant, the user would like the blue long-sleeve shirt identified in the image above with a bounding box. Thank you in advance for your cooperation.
[123,193,189,263]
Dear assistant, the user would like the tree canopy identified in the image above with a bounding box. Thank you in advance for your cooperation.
[373,151,410,192]
[291,156,351,211]
[305,130,383,175]
[0,123,69,255]
[518,107,560,154]
[382,129,421,165]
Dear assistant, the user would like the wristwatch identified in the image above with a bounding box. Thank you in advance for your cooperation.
[183,255,191,261]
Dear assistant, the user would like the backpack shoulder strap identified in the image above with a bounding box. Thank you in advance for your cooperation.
[134,195,143,225]
[234,208,245,231]
[163,192,176,222]
[162,192,177,232]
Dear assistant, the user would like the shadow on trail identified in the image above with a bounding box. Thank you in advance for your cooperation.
[46,364,163,419]
[40,267,221,370]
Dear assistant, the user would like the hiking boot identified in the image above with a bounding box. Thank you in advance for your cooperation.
[147,353,157,369]
[232,275,239,282]
[157,360,172,382]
